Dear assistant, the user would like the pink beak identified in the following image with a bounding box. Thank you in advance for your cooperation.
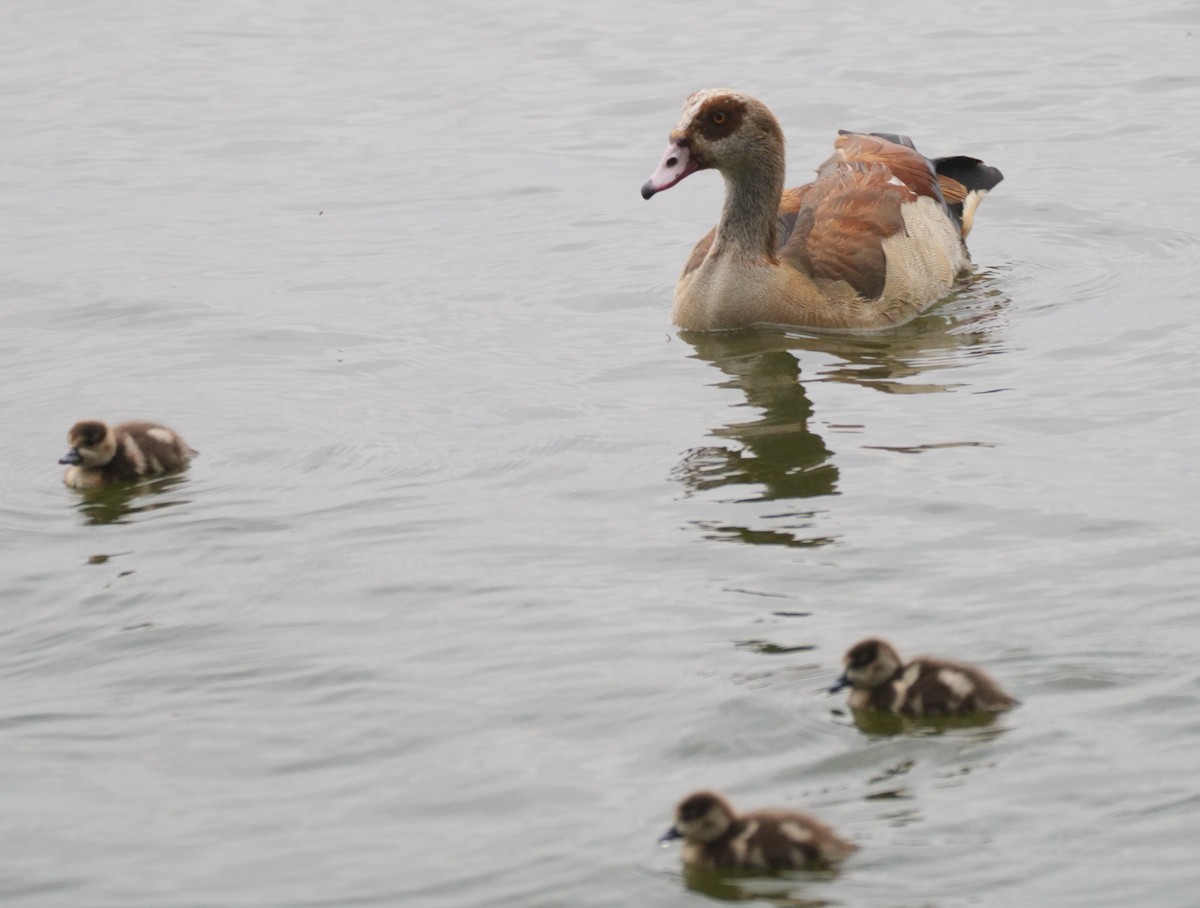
[642,139,699,199]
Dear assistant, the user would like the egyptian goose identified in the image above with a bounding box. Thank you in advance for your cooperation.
[830,637,1019,717]
[660,790,857,872]
[642,89,1003,331]
[59,420,195,490]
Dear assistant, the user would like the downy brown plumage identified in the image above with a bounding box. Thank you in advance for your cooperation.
[60,420,195,489]
[830,637,1018,717]
[660,790,857,873]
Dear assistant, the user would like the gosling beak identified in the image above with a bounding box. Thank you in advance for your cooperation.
[642,138,699,200]
[59,448,82,465]
[829,673,851,694]
[659,825,682,844]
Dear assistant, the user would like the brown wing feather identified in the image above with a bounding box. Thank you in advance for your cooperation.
[779,163,912,299]
[833,132,944,203]
[683,134,946,297]
[937,174,968,205]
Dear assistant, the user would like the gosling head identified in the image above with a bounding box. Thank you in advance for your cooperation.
[59,420,117,468]
[642,89,784,199]
[830,637,903,694]
[660,789,736,845]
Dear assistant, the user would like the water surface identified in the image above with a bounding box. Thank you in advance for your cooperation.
[3,1,1199,906]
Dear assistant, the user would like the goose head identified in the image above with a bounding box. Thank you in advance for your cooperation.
[830,637,903,693]
[660,789,736,844]
[642,89,784,200]
[60,420,117,468]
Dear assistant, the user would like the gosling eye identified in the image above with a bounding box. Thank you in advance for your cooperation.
[711,111,726,125]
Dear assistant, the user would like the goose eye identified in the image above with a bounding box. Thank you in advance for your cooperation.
[712,111,726,125]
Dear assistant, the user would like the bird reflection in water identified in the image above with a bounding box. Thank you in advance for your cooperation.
[674,280,1006,549]
[69,474,192,526]
[680,862,842,906]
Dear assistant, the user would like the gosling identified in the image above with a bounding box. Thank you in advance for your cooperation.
[660,790,857,873]
[59,420,195,490]
[830,637,1018,717]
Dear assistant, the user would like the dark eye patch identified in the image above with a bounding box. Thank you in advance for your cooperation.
[695,98,744,140]
[849,641,878,668]
[680,793,716,820]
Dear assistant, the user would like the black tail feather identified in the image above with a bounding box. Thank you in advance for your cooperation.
[933,155,1004,194]
[933,156,1003,235]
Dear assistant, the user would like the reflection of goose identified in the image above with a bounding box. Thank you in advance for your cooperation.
[677,337,837,504]
[784,270,1010,394]
[643,89,1003,331]
[675,333,837,549]
[685,269,1008,398]
[675,308,1007,546]
[70,474,193,527]
[679,869,838,908]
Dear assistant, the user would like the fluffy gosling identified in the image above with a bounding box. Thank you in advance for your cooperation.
[660,790,856,873]
[830,637,1018,717]
[60,420,195,490]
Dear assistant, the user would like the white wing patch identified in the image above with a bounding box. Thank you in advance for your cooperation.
[938,668,976,699]
[122,435,147,472]
[729,819,758,862]
[891,662,923,709]
[780,821,812,844]
[146,427,175,444]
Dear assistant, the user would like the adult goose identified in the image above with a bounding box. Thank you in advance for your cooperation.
[642,89,1003,332]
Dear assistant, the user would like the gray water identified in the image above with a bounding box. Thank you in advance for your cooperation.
[3,1,1199,905]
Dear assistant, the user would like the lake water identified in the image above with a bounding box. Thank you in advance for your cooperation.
[3,1,1199,905]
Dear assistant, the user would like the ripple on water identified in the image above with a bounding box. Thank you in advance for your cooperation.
[3,1,1200,907]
